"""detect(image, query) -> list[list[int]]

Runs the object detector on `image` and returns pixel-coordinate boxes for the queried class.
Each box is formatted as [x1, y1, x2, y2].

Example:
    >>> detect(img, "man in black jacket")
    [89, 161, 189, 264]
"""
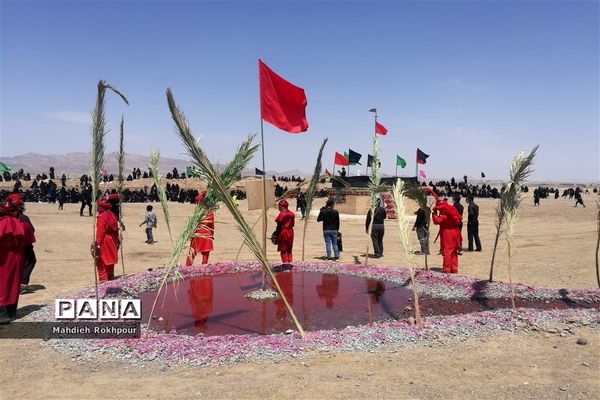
[317, 199, 340, 260]
[366, 199, 386, 258]
[466, 196, 482, 252]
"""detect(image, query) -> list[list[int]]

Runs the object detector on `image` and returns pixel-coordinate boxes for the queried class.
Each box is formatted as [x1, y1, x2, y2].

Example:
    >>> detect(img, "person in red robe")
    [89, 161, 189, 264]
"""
[93, 198, 119, 282]
[430, 191, 462, 274]
[186, 191, 214, 266]
[0, 194, 35, 323]
[274, 199, 295, 263]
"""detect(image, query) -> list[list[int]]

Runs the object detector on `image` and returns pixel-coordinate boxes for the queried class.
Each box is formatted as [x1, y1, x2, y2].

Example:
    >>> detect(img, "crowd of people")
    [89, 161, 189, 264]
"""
[1, 164, 597, 325]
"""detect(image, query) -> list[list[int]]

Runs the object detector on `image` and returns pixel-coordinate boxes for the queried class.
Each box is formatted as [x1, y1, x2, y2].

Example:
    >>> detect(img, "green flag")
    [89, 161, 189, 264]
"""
[344, 151, 359, 166]
[396, 155, 406, 168]
[0, 162, 11, 173]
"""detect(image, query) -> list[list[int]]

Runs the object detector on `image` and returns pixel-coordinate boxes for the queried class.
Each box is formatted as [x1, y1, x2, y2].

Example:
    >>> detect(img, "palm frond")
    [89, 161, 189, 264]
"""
[365, 134, 382, 264]
[391, 179, 422, 324]
[149, 150, 174, 246]
[596, 200, 600, 287]
[89, 80, 128, 299]
[164, 88, 304, 336]
[301, 138, 328, 261]
[116, 117, 126, 230]
[502, 146, 538, 306]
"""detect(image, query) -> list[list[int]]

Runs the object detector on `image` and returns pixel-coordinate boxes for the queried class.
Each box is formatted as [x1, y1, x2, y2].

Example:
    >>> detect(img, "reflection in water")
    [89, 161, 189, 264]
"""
[316, 274, 339, 309]
[187, 277, 214, 329]
[140, 270, 593, 337]
[274, 271, 293, 320]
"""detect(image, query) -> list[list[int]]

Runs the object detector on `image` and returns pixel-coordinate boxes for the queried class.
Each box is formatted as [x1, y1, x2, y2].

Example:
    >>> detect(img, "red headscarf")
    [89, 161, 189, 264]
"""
[97, 199, 112, 210]
[0, 193, 23, 215]
[278, 199, 289, 209]
[195, 191, 207, 204]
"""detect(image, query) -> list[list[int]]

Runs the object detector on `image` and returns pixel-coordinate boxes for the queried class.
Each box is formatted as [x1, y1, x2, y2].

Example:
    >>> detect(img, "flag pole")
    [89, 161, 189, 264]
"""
[395, 160, 398, 179]
[259, 119, 268, 290]
[415, 150, 419, 182]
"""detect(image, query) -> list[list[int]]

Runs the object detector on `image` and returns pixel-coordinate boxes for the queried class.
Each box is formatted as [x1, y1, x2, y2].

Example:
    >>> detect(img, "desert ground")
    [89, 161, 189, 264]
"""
[0, 188, 598, 399]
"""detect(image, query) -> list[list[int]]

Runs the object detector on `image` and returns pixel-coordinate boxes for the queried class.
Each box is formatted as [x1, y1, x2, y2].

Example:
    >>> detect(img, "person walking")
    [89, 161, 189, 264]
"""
[274, 199, 295, 263]
[466, 195, 482, 252]
[80, 183, 92, 216]
[296, 191, 307, 220]
[574, 190, 586, 207]
[139, 205, 157, 244]
[366, 199, 386, 258]
[317, 199, 340, 260]
[413, 207, 429, 254]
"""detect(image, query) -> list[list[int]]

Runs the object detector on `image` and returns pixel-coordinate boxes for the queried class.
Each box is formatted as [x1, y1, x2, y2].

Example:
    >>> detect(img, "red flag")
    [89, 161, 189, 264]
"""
[419, 170, 427, 179]
[325, 168, 331, 176]
[334, 152, 349, 166]
[375, 122, 388, 135]
[259, 59, 308, 133]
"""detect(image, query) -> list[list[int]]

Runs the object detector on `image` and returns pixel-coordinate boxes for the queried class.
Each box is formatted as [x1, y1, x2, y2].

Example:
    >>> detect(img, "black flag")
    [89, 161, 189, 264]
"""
[255, 168, 265, 176]
[481, 171, 486, 178]
[367, 154, 381, 168]
[348, 149, 362, 165]
[416, 148, 429, 164]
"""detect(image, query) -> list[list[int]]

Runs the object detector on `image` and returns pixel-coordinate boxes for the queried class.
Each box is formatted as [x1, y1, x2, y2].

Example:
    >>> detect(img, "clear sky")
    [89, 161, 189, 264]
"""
[1, 1, 598, 182]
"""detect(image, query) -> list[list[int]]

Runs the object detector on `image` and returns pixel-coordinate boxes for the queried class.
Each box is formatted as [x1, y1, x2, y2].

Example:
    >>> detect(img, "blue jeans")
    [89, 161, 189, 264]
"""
[323, 230, 339, 259]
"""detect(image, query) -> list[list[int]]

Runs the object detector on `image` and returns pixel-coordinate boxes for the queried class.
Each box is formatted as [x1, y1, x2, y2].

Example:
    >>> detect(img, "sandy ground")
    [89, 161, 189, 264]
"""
[1, 192, 599, 399]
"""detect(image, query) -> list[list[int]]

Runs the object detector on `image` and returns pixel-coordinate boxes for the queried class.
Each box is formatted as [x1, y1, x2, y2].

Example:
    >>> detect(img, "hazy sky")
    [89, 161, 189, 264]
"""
[1, 1, 598, 182]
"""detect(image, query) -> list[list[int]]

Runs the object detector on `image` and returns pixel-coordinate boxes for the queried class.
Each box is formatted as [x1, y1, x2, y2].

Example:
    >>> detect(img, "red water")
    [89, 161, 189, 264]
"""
[140, 271, 597, 337]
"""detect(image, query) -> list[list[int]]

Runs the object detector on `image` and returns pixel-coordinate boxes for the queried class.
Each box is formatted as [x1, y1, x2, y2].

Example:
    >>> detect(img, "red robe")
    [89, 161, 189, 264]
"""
[432, 202, 462, 273]
[0, 215, 34, 306]
[96, 209, 119, 281]
[190, 212, 215, 253]
[275, 209, 295, 253]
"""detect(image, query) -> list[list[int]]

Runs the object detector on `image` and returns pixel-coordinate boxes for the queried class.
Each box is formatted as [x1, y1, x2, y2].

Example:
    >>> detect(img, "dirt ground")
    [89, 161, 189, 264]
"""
[1, 190, 599, 399]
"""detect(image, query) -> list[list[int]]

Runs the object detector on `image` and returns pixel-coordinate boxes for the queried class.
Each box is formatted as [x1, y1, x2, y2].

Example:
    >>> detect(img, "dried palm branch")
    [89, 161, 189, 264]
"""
[392, 179, 423, 324]
[596, 200, 600, 288]
[499, 146, 538, 307]
[301, 138, 328, 261]
[165, 88, 304, 335]
[149, 150, 174, 247]
[117, 117, 126, 276]
[90, 80, 128, 300]
[364, 134, 390, 264]
[490, 146, 538, 282]
[403, 183, 433, 270]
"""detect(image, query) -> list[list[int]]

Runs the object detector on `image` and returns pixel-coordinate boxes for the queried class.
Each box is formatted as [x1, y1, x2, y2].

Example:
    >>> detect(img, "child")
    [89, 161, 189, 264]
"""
[139, 205, 157, 244]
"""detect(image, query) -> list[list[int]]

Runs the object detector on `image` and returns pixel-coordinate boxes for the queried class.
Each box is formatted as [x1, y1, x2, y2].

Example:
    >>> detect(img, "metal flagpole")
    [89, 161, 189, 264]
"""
[260, 119, 267, 253]
[415, 150, 419, 182]
[260, 119, 268, 289]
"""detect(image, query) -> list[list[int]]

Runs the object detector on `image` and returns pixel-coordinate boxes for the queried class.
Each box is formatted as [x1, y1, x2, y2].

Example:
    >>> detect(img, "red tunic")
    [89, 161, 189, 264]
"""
[0, 215, 34, 306]
[275, 209, 295, 252]
[432, 201, 462, 273]
[96, 209, 119, 265]
[190, 211, 215, 253]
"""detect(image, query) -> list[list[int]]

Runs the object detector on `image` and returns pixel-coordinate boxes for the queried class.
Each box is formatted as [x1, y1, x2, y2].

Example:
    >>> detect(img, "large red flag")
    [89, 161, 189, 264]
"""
[375, 122, 388, 135]
[334, 152, 349, 166]
[259, 59, 308, 133]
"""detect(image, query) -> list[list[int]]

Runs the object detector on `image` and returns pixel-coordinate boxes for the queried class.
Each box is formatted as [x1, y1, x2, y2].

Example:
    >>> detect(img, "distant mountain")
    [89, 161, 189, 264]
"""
[0, 152, 310, 178]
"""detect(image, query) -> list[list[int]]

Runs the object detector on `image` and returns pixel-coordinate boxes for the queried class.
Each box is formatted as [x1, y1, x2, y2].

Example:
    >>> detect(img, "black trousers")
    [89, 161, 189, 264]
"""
[21, 245, 37, 285]
[467, 223, 482, 251]
[80, 201, 92, 215]
[371, 224, 385, 256]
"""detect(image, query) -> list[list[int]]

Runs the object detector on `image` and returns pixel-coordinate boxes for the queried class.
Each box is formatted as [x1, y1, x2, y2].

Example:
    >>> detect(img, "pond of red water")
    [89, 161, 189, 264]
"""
[139, 270, 597, 336]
